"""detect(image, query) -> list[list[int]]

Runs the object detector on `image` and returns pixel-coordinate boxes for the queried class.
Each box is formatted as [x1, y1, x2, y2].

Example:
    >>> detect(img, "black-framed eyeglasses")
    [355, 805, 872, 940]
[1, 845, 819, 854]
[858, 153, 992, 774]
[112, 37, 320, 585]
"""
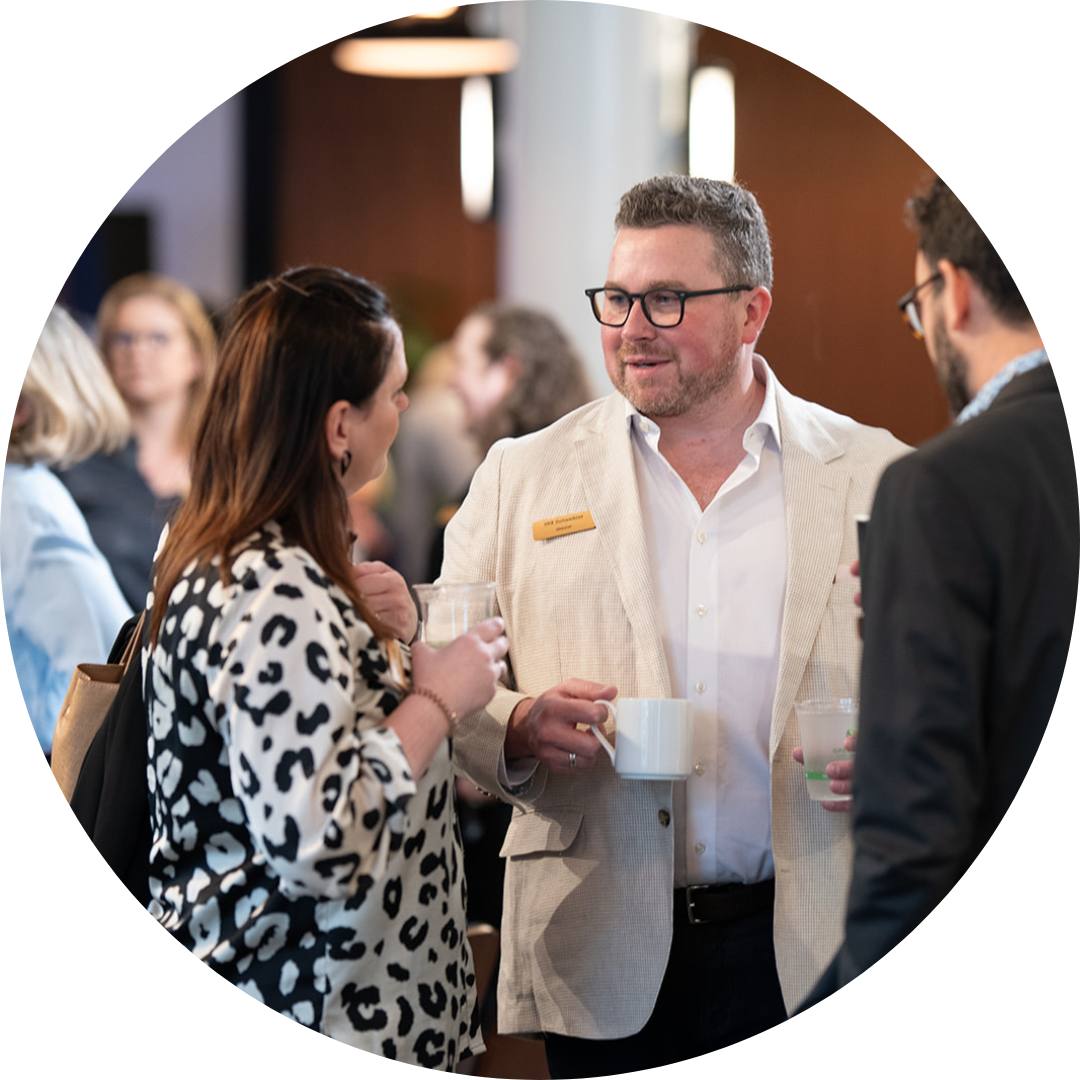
[896, 273, 943, 340]
[585, 285, 752, 328]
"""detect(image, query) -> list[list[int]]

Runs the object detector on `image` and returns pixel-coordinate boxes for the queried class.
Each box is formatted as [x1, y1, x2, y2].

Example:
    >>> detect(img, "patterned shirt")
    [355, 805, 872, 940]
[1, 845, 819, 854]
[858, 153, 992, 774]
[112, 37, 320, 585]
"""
[956, 348, 1049, 425]
[144, 523, 481, 1066]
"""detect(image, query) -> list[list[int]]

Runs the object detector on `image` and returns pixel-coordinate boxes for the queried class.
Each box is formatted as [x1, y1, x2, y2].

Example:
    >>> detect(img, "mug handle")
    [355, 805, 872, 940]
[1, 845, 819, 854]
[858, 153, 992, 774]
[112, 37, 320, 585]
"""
[590, 699, 617, 765]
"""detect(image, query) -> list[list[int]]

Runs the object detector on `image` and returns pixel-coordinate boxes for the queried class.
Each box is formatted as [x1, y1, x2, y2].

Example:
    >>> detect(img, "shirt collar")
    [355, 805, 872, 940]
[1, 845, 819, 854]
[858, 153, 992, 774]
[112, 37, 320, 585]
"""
[955, 348, 1049, 425]
[623, 353, 782, 456]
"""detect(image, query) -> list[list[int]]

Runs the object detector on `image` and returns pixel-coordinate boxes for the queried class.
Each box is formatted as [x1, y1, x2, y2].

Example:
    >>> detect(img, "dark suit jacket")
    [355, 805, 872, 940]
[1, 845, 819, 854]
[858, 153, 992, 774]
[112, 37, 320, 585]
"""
[801, 363, 1078, 1007]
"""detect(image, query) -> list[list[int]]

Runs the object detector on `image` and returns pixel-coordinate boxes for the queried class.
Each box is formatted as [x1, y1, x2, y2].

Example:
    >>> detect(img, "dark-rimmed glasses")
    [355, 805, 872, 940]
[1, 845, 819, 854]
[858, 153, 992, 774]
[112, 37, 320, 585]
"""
[585, 285, 752, 328]
[897, 273, 943, 340]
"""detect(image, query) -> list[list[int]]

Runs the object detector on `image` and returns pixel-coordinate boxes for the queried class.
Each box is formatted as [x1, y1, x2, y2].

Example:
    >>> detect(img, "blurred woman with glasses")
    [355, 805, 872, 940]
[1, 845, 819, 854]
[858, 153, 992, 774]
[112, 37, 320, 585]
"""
[57, 272, 217, 609]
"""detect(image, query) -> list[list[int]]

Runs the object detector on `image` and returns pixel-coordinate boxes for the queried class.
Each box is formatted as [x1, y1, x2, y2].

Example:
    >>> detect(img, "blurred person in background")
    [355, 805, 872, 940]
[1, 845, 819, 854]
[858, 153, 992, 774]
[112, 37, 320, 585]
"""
[2, 305, 132, 756]
[58, 272, 217, 609]
[385, 341, 480, 587]
[427, 302, 594, 582]
[143, 266, 508, 1066]
[431, 303, 594, 934]
[1, 304, 131, 1080]
[450, 302, 595, 459]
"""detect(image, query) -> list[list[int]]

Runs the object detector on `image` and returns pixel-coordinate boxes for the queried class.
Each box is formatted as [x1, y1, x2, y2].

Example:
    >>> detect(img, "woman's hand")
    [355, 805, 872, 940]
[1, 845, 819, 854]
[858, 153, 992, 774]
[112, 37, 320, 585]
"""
[353, 561, 419, 642]
[384, 618, 508, 778]
[410, 617, 509, 720]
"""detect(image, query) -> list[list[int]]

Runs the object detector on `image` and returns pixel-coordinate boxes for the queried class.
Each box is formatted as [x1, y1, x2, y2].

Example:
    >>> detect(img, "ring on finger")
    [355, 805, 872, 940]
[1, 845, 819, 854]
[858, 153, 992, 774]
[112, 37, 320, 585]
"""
[569, 751, 577, 769]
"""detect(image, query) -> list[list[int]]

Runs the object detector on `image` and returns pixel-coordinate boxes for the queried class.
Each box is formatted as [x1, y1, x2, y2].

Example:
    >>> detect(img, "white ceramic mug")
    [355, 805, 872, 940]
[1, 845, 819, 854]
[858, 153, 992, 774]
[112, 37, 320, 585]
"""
[590, 698, 694, 780]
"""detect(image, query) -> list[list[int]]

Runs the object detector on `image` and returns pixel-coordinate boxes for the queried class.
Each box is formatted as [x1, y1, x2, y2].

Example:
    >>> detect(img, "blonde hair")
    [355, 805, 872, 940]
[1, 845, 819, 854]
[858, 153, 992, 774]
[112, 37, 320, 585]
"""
[9, 305, 130, 468]
[97, 272, 218, 450]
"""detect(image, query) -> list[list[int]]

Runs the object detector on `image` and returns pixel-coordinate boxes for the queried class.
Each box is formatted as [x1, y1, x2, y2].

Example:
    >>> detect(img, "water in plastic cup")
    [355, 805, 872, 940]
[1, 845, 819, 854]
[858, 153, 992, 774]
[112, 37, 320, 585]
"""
[795, 699, 858, 801]
[413, 582, 496, 646]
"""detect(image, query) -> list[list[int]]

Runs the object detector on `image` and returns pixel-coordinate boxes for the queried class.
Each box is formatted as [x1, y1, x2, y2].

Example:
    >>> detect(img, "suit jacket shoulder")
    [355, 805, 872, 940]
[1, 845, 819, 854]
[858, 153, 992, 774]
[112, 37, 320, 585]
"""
[871, 365, 1075, 544]
[774, 378, 910, 464]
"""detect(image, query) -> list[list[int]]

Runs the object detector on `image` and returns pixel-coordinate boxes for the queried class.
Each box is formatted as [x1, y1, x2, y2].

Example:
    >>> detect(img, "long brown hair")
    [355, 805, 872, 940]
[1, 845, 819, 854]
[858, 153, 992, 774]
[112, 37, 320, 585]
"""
[470, 302, 594, 452]
[149, 266, 396, 647]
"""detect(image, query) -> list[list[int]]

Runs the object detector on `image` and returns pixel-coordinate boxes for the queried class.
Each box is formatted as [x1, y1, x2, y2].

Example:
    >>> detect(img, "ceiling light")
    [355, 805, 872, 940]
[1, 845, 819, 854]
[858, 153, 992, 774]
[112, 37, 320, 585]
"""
[332, 11, 519, 79]
[689, 66, 736, 182]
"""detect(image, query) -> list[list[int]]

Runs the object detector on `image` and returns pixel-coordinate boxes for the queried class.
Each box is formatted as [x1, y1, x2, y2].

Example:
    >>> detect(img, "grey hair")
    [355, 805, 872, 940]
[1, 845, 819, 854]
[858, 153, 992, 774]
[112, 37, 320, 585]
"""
[615, 174, 773, 289]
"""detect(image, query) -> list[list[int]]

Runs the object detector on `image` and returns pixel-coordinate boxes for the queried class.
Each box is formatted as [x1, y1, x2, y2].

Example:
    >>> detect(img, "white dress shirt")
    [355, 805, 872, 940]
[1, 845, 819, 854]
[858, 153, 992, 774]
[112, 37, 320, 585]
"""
[628, 356, 787, 886]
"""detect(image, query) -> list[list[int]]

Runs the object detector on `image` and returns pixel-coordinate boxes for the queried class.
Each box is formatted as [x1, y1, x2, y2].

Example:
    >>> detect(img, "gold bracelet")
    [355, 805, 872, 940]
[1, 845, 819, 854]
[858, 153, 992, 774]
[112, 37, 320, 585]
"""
[411, 686, 458, 731]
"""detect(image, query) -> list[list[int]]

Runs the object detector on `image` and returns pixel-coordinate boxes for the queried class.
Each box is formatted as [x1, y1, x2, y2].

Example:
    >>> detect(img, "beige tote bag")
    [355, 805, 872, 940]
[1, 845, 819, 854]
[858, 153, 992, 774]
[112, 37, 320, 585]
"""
[48, 613, 143, 1075]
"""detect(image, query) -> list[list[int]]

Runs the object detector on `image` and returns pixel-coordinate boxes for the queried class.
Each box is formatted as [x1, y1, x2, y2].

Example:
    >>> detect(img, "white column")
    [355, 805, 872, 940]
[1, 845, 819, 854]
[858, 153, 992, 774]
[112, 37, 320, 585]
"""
[493, 2, 694, 393]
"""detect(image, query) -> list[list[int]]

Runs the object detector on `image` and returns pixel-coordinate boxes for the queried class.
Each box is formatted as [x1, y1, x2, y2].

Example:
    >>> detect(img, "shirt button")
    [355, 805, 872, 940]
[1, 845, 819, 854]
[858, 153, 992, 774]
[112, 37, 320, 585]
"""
[693, 762, 706, 776]
[696, 604, 707, 617]
[694, 681, 706, 694]
[658, 809, 671, 827]
[694, 842, 706, 855]
[696, 532, 707, 544]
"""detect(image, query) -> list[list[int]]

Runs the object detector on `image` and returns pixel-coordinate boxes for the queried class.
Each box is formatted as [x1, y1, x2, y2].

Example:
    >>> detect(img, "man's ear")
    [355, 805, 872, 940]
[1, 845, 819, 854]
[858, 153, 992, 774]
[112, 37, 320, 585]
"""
[740, 286, 773, 344]
[324, 399, 352, 463]
[937, 258, 972, 333]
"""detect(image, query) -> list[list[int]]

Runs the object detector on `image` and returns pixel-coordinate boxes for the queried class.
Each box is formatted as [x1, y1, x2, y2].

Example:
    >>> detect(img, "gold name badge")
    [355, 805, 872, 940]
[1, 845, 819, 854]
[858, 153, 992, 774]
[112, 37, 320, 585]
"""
[532, 510, 596, 541]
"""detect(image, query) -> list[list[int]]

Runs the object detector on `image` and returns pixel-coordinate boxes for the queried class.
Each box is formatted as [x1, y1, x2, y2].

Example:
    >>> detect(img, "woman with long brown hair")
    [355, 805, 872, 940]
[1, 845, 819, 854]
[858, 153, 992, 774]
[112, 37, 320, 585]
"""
[143, 266, 507, 1067]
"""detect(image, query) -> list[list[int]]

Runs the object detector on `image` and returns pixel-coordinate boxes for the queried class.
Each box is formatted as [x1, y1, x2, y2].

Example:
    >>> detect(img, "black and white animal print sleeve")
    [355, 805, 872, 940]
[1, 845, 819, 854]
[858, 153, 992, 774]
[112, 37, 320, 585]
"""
[150, 542, 417, 902]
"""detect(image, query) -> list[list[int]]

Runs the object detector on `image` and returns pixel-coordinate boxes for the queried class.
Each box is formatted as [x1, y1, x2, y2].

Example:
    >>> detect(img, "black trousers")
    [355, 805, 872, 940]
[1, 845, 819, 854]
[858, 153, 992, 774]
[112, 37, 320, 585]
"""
[544, 901, 787, 1078]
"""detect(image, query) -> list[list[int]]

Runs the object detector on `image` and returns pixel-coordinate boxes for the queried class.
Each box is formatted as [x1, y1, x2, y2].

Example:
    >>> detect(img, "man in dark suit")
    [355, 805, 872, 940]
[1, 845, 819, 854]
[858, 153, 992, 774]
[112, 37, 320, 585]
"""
[800, 176, 1079, 1007]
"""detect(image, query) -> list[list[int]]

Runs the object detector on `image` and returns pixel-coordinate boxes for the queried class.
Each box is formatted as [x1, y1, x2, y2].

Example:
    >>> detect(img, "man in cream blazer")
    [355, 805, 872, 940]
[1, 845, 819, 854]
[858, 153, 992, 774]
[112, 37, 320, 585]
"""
[442, 176, 908, 1076]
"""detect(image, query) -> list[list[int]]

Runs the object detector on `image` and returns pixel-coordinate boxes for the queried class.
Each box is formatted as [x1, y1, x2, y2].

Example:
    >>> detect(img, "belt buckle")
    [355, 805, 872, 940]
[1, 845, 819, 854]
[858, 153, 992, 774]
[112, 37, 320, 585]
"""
[685, 884, 709, 924]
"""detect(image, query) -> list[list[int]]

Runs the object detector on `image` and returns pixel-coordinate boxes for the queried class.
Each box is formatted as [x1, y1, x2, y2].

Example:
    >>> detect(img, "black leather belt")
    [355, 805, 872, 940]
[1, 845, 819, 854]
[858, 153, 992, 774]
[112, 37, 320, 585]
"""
[675, 879, 775, 924]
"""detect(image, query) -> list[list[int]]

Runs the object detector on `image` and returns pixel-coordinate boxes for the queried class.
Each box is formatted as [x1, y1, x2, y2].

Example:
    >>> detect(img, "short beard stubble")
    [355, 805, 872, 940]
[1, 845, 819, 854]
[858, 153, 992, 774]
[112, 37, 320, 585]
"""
[930, 318, 972, 418]
[611, 327, 742, 420]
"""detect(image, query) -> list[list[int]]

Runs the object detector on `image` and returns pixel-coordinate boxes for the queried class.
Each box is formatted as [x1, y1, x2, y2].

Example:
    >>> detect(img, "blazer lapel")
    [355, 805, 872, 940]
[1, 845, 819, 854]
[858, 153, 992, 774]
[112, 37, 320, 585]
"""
[770, 393, 850, 760]
[574, 396, 672, 698]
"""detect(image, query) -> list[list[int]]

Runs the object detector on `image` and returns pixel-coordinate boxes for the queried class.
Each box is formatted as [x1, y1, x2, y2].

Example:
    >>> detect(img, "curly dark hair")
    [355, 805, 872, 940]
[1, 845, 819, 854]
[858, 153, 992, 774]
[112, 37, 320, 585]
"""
[470, 303, 594, 450]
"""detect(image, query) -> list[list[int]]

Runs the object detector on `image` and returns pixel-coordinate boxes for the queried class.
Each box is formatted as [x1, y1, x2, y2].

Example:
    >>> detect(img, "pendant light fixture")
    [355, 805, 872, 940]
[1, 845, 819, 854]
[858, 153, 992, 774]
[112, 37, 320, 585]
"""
[332, 8, 519, 79]
[332, 9, 514, 222]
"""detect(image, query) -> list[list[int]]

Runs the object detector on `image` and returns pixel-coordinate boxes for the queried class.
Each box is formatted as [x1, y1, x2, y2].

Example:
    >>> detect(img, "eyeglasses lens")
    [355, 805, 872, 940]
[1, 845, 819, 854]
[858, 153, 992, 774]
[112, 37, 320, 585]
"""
[595, 290, 630, 326]
[594, 289, 683, 328]
[905, 301, 924, 340]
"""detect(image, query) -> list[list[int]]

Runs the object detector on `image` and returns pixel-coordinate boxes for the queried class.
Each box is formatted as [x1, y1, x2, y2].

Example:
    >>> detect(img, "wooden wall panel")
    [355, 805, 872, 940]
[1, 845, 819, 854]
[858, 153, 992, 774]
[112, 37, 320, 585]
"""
[275, 42, 498, 354]
[698, 30, 951, 445]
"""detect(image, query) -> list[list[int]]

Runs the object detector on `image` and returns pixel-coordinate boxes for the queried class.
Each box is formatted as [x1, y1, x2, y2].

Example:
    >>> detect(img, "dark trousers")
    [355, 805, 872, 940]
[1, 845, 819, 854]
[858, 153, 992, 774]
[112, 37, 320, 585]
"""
[544, 901, 787, 1078]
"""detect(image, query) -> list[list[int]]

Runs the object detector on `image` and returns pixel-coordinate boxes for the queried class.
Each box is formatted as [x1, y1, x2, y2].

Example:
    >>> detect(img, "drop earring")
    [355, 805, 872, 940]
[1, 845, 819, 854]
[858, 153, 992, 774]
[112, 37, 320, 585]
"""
[340, 450, 352, 477]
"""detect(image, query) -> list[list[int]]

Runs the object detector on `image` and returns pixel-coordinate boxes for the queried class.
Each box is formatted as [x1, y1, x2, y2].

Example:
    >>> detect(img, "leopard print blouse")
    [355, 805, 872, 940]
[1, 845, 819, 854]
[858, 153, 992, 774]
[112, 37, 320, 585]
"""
[144, 523, 482, 1067]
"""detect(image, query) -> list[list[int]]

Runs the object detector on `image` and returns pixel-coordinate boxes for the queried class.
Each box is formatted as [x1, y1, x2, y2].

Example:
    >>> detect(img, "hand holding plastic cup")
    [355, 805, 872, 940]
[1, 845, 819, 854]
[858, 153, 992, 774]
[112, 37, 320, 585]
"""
[795, 698, 858, 801]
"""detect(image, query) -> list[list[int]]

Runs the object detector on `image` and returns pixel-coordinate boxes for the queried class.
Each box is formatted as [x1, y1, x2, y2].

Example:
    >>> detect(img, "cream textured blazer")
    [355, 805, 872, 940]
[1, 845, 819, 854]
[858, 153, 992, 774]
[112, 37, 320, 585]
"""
[442, 375, 909, 1039]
